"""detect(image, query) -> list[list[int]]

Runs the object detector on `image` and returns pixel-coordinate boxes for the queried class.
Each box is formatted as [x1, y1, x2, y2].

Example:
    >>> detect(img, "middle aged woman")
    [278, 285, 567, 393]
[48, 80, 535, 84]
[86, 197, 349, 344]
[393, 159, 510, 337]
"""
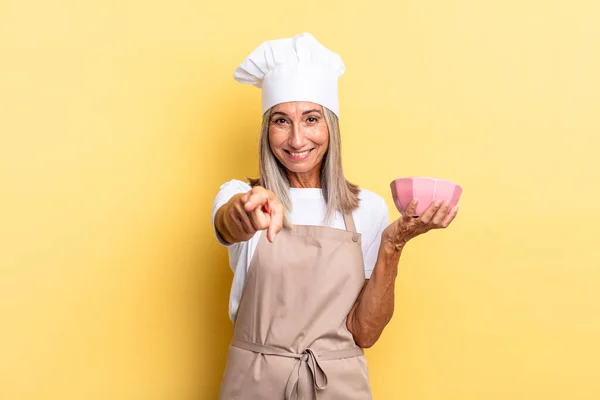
[212, 32, 459, 399]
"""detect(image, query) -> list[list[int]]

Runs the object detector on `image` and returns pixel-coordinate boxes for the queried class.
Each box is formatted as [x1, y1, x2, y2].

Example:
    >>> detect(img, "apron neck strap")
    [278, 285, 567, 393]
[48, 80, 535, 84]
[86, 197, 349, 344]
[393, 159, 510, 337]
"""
[342, 212, 357, 233]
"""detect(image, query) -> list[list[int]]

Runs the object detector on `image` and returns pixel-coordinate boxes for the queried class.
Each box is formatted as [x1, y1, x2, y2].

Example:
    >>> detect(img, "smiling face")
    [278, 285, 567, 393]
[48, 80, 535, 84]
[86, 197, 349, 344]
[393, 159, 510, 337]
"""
[268, 102, 330, 188]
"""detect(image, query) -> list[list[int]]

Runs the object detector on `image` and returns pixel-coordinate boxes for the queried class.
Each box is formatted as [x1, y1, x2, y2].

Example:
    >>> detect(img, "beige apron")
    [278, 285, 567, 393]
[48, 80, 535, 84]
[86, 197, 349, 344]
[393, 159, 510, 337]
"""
[219, 212, 373, 399]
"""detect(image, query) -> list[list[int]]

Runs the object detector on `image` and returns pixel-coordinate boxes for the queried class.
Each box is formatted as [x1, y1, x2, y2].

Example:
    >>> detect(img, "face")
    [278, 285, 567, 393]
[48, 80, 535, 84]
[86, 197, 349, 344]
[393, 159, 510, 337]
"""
[268, 102, 329, 180]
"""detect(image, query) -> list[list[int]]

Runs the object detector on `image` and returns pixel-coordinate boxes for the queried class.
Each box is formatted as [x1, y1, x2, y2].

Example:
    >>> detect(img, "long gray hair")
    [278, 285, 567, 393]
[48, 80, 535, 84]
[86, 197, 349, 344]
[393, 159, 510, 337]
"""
[248, 105, 360, 228]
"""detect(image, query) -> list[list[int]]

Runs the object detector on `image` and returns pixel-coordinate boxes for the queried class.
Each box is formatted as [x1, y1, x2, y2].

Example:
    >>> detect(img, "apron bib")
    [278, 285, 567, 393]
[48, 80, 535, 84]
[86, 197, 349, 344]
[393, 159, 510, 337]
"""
[219, 213, 372, 399]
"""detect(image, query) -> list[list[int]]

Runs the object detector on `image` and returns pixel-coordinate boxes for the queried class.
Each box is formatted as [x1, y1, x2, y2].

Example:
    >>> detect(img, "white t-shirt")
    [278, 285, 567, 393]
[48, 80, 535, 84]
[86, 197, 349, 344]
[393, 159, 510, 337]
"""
[211, 179, 390, 322]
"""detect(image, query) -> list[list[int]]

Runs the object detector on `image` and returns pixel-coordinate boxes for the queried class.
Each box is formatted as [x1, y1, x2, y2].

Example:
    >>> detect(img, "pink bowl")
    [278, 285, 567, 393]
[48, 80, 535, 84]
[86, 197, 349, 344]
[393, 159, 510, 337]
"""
[390, 177, 462, 217]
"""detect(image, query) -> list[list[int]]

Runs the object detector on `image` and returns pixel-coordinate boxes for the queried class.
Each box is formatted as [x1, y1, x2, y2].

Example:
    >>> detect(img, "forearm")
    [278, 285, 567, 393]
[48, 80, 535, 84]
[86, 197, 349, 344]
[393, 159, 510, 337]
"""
[347, 242, 403, 348]
[215, 194, 253, 244]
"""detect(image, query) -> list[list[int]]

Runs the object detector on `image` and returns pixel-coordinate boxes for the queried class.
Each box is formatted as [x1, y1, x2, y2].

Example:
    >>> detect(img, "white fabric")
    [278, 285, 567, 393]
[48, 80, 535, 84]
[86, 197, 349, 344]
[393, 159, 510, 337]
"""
[234, 32, 345, 116]
[211, 179, 390, 322]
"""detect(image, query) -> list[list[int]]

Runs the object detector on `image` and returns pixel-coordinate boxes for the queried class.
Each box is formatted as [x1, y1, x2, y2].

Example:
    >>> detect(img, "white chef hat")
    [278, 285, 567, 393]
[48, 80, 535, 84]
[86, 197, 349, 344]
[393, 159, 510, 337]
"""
[234, 32, 345, 117]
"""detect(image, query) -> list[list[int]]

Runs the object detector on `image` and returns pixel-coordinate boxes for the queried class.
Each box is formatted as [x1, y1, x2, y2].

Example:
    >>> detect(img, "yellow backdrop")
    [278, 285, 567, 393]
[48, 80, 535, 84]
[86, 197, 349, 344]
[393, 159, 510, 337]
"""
[2, 0, 599, 399]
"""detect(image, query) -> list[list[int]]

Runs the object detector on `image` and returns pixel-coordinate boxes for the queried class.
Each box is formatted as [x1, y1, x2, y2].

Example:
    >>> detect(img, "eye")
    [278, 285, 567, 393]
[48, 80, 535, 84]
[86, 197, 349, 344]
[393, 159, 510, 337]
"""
[307, 116, 319, 123]
[272, 118, 287, 124]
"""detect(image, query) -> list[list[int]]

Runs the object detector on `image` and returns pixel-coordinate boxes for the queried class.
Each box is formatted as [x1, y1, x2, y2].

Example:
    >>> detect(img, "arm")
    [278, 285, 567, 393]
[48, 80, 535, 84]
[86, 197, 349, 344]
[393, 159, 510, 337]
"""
[346, 243, 402, 348]
[347, 198, 459, 348]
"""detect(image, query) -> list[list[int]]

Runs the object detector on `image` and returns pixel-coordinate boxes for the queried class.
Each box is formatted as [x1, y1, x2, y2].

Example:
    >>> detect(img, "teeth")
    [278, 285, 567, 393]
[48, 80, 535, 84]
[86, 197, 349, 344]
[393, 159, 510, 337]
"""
[291, 150, 310, 157]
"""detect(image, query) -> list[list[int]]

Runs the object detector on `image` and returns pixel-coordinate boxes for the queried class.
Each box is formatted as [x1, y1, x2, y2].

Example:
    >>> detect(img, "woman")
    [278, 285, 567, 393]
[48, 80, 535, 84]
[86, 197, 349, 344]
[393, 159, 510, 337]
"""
[212, 33, 458, 399]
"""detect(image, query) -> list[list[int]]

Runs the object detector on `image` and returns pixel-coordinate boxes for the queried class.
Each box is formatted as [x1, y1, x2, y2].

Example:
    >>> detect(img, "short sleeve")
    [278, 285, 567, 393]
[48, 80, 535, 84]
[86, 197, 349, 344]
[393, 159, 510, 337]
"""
[211, 179, 252, 246]
[363, 196, 390, 279]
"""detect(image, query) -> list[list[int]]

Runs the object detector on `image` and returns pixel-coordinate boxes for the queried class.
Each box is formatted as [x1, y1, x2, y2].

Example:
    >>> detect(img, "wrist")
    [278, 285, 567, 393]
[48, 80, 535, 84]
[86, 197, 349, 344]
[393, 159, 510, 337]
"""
[380, 239, 405, 259]
[374, 242, 401, 278]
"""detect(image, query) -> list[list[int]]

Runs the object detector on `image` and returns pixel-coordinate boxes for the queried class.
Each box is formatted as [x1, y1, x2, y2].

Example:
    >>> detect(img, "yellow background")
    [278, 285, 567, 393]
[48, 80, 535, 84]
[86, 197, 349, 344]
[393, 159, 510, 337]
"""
[2, 0, 599, 399]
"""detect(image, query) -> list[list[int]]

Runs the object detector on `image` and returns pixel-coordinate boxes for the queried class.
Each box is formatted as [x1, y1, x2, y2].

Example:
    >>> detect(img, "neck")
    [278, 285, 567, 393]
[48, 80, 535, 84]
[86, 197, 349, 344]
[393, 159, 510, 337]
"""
[287, 167, 321, 188]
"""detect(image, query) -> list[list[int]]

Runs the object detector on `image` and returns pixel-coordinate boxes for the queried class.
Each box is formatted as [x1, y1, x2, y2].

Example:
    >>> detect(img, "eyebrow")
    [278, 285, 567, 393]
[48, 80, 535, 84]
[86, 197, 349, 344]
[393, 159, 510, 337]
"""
[271, 109, 323, 117]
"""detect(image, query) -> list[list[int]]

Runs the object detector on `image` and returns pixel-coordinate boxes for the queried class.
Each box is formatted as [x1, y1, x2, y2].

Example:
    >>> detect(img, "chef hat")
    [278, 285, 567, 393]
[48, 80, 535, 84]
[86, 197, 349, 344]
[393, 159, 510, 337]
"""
[234, 32, 345, 117]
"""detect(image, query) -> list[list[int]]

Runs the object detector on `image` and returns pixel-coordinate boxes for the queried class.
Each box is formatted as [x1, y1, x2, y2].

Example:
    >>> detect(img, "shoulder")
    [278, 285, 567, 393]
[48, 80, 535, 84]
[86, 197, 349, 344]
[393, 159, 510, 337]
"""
[212, 179, 252, 219]
[352, 187, 390, 241]
[357, 187, 387, 212]
[218, 179, 252, 194]
[354, 187, 389, 225]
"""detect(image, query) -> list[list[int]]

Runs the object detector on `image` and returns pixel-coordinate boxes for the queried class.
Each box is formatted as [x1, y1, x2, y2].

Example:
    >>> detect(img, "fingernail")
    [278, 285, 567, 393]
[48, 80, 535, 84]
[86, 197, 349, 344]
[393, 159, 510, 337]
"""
[434, 200, 442, 206]
[452, 205, 458, 212]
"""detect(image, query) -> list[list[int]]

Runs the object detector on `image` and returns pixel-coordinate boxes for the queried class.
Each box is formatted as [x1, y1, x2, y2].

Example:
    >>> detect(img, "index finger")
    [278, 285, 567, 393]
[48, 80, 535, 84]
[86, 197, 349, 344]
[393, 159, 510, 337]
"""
[267, 200, 284, 242]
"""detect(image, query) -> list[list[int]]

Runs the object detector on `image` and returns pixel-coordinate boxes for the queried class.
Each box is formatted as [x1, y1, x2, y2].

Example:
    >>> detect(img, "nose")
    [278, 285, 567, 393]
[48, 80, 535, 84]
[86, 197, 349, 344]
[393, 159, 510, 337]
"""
[289, 123, 306, 149]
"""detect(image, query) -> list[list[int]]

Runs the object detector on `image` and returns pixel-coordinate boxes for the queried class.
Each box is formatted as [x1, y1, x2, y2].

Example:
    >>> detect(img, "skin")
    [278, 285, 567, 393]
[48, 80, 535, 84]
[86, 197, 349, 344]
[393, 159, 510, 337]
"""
[214, 101, 459, 348]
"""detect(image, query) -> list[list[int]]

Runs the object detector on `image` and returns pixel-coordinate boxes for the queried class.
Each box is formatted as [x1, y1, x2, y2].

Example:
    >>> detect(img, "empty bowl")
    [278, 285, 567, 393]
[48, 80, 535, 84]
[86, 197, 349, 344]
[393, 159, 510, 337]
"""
[390, 177, 462, 217]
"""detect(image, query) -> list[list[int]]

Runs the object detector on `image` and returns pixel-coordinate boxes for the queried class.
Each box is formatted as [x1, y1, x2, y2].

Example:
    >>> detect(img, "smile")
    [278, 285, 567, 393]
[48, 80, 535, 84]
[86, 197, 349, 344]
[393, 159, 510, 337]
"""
[285, 149, 313, 160]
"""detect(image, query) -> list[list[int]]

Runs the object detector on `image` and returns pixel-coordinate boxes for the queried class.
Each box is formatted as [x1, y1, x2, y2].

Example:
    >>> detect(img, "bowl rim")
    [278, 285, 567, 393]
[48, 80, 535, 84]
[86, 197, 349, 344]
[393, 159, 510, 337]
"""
[390, 176, 460, 186]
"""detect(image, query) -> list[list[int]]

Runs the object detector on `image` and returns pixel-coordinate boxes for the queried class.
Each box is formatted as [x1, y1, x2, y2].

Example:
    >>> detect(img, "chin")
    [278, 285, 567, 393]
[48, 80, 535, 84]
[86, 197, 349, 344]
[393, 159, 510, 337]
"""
[284, 164, 314, 173]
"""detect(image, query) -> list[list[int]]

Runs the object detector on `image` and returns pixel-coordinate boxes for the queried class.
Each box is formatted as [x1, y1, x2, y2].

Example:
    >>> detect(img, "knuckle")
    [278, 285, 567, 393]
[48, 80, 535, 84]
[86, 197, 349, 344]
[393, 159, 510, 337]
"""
[228, 207, 237, 219]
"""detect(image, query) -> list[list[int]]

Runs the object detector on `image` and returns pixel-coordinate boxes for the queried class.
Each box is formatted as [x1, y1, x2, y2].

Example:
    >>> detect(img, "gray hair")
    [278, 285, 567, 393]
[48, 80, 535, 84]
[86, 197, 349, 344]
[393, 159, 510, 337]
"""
[248, 106, 360, 228]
